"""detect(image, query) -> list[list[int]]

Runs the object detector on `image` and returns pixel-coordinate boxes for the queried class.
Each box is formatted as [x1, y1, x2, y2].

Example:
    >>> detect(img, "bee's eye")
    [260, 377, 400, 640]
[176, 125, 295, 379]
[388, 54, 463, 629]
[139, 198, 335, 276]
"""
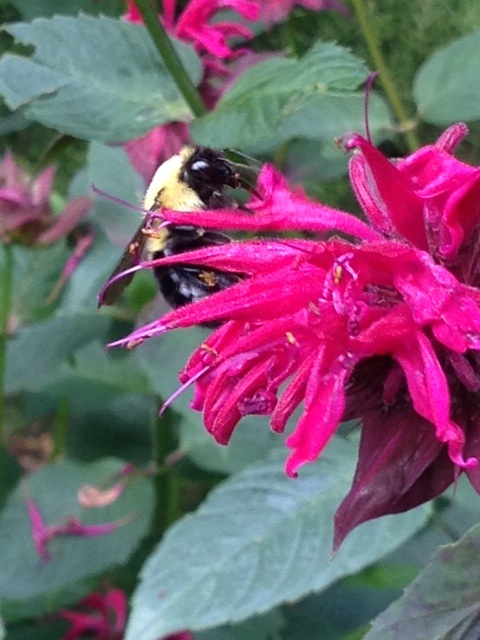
[190, 160, 210, 172]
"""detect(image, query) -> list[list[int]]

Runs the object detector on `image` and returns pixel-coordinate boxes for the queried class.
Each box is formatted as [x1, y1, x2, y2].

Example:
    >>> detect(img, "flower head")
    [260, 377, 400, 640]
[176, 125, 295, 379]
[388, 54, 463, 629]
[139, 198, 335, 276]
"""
[60, 588, 127, 640]
[0, 151, 91, 247]
[258, 0, 350, 27]
[110, 123, 480, 544]
[24, 482, 131, 561]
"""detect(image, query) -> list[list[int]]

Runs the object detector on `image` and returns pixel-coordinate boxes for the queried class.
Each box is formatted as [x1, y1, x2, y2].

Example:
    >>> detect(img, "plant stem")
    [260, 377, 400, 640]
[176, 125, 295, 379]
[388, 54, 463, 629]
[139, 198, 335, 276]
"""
[0, 244, 13, 506]
[351, 0, 420, 153]
[152, 404, 182, 536]
[134, 0, 206, 118]
[52, 396, 69, 460]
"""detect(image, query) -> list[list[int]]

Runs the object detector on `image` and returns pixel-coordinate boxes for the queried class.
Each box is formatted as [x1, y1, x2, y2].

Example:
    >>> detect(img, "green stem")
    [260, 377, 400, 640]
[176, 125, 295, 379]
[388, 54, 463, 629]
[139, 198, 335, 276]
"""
[351, 0, 420, 152]
[52, 396, 69, 460]
[0, 244, 13, 506]
[152, 404, 182, 537]
[134, 0, 206, 118]
[286, 12, 300, 58]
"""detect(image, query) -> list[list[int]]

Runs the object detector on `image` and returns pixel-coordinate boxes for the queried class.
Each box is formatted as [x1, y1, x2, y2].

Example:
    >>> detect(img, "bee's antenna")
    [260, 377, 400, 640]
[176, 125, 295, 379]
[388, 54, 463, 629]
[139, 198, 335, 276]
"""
[91, 184, 150, 217]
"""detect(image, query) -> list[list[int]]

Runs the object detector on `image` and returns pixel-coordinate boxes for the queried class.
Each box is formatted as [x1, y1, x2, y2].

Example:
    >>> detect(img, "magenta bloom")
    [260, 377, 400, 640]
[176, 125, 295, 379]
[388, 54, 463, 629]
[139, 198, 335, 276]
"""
[0, 151, 91, 246]
[258, 0, 350, 26]
[24, 484, 130, 561]
[110, 123, 480, 544]
[60, 588, 127, 640]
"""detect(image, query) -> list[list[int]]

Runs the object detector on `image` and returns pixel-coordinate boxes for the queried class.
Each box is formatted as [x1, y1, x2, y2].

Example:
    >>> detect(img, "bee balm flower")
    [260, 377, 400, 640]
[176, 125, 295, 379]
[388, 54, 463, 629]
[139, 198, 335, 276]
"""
[110, 123, 480, 544]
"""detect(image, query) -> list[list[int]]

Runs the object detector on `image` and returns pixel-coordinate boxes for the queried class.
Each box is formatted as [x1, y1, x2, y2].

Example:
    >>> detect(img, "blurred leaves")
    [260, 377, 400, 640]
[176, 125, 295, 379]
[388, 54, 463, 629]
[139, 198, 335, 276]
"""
[364, 520, 480, 640]
[11, 0, 124, 19]
[126, 438, 430, 640]
[191, 42, 393, 150]
[0, 458, 153, 601]
[6, 314, 109, 393]
[0, 15, 202, 142]
[414, 29, 480, 125]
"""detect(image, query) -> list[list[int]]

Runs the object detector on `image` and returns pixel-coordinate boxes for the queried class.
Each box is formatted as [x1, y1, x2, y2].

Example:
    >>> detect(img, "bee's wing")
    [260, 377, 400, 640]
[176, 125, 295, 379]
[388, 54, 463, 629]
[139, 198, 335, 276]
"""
[98, 220, 149, 307]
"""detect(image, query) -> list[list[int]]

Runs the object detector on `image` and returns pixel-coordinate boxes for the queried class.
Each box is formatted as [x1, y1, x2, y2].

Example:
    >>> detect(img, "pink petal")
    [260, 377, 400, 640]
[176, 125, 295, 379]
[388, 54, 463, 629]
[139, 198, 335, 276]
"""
[36, 196, 92, 244]
[285, 351, 352, 476]
[349, 136, 428, 248]
[395, 331, 476, 468]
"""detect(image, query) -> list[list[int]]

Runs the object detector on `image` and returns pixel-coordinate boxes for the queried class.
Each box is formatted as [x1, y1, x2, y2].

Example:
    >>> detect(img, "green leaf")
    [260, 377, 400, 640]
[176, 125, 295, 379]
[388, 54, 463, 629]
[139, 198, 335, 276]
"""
[61, 142, 144, 313]
[364, 519, 480, 640]
[0, 108, 29, 135]
[1, 581, 91, 623]
[179, 414, 283, 475]
[3, 620, 68, 640]
[191, 43, 392, 149]
[0, 15, 202, 142]
[0, 459, 153, 601]
[196, 610, 285, 640]
[66, 394, 154, 465]
[5, 314, 109, 393]
[413, 30, 480, 124]
[11, 0, 124, 19]
[281, 582, 401, 640]
[126, 438, 430, 640]
[50, 341, 150, 400]
[87, 142, 145, 247]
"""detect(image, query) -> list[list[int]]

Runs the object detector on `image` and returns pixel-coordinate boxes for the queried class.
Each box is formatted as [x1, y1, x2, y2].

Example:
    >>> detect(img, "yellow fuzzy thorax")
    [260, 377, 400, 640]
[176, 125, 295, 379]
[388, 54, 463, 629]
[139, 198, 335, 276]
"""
[143, 147, 204, 253]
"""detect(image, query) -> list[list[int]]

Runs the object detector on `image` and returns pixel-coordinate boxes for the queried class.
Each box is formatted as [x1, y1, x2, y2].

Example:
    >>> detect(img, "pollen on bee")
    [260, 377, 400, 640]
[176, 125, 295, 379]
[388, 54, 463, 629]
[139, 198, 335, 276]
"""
[128, 241, 139, 255]
[199, 271, 218, 287]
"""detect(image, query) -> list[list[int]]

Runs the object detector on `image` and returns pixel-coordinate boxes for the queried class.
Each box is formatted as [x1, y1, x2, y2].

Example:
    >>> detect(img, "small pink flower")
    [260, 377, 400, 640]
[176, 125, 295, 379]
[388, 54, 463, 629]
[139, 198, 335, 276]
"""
[258, 0, 350, 27]
[0, 151, 91, 246]
[109, 123, 480, 544]
[24, 482, 131, 561]
[0, 151, 93, 300]
[60, 588, 127, 640]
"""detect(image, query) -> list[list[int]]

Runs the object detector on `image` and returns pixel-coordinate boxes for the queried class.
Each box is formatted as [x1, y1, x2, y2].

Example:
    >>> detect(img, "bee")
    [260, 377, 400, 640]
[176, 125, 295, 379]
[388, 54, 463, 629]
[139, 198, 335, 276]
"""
[98, 146, 256, 309]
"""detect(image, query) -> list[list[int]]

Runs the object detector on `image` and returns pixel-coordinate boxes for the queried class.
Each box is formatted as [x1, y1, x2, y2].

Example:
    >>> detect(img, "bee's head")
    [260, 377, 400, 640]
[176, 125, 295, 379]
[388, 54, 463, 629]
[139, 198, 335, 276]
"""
[184, 147, 240, 190]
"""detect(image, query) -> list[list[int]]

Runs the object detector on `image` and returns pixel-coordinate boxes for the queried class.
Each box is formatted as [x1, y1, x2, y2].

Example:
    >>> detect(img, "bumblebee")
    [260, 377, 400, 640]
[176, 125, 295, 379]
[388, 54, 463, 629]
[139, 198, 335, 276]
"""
[99, 146, 254, 309]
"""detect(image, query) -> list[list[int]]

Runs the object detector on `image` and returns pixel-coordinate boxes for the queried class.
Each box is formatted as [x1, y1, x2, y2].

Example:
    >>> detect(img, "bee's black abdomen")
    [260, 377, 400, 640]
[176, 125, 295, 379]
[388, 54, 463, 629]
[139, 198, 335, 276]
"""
[152, 225, 241, 314]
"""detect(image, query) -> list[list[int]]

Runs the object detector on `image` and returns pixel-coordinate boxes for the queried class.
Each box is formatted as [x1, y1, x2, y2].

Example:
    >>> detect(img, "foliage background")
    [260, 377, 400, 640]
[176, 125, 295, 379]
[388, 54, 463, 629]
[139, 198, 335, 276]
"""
[1, 0, 480, 638]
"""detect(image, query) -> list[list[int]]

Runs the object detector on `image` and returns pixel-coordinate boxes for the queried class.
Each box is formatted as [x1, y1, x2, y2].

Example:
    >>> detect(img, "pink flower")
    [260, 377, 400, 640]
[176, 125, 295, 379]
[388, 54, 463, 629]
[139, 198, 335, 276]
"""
[258, 0, 350, 27]
[123, 121, 189, 185]
[125, 0, 259, 59]
[0, 151, 92, 300]
[60, 588, 127, 640]
[0, 151, 91, 246]
[110, 123, 480, 544]
[24, 482, 131, 561]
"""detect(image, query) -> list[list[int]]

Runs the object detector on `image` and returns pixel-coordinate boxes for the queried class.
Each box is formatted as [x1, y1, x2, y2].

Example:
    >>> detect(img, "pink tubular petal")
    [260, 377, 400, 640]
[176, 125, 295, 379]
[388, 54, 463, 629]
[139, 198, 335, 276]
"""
[23, 484, 50, 560]
[285, 352, 351, 477]
[349, 136, 428, 248]
[435, 122, 469, 152]
[271, 351, 317, 433]
[207, 356, 276, 443]
[395, 331, 476, 468]
[36, 196, 92, 244]
[162, 164, 383, 241]
[160, 365, 211, 416]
